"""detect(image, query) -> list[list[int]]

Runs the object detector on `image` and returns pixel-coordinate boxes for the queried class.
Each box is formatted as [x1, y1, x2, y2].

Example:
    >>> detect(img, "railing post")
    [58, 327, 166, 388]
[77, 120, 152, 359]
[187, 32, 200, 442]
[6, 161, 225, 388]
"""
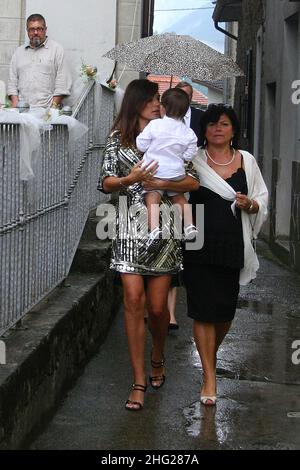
[0, 82, 114, 336]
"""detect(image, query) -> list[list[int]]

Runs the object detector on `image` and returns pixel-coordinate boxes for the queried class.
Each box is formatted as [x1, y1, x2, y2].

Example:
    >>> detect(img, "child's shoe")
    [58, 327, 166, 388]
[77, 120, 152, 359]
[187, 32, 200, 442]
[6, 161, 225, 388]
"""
[184, 224, 198, 241]
[146, 227, 163, 251]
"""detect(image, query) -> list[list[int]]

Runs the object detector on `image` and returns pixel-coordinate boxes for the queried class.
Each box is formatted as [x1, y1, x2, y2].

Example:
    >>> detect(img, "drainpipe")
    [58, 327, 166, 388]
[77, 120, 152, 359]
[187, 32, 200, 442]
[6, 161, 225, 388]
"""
[214, 21, 238, 40]
[142, 0, 155, 38]
[140, 0, 154, 79]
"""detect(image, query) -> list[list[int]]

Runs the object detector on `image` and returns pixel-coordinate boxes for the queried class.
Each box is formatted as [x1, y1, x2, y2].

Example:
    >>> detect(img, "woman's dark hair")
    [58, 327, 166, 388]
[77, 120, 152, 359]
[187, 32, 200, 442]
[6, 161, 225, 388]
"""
[199, 104, 240, 148]
[113, 79, 159, 147]
[161, 88, 189, 119]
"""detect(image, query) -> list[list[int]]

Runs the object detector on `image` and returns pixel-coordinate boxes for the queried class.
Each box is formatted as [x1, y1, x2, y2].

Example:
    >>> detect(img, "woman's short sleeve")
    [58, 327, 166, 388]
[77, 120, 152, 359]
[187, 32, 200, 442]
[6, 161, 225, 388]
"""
[97, 131, 120, 193]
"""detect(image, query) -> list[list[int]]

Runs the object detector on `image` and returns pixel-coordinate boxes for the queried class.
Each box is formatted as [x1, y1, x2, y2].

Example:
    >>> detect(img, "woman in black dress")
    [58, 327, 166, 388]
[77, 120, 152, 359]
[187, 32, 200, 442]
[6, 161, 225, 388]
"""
[183, 105, 268, 406]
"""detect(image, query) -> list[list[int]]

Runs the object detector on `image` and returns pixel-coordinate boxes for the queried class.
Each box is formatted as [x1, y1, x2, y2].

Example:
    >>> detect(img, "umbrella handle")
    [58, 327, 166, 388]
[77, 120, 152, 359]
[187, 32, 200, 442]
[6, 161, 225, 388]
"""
[169, 75, 173, 88]
[106, 62, 117, 84]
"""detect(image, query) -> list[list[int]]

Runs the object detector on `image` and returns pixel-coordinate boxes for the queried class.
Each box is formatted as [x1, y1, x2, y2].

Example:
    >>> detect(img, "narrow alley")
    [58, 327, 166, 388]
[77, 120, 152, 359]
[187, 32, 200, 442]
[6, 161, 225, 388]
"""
[30, 241, 300, 451]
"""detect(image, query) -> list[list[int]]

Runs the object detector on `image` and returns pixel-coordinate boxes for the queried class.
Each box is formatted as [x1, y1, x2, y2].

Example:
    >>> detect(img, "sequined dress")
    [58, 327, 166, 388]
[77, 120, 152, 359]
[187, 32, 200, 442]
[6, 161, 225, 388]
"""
[98, 130, 189, 275]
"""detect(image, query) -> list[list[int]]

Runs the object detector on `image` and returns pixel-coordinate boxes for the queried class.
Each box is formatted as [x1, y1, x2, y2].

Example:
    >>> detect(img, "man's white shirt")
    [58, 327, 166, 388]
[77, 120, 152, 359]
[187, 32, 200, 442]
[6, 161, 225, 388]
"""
[184, 106, 192, 128]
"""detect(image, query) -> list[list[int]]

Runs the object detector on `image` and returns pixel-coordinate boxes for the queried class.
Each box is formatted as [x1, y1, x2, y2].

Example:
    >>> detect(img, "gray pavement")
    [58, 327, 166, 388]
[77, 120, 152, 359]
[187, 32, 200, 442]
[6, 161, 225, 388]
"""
[31, 241, 300, 450]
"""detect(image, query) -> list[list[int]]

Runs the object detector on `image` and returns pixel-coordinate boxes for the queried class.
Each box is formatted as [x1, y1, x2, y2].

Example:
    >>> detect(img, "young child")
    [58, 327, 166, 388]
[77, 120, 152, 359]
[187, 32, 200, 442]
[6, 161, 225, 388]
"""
[136, 87, 198, 248]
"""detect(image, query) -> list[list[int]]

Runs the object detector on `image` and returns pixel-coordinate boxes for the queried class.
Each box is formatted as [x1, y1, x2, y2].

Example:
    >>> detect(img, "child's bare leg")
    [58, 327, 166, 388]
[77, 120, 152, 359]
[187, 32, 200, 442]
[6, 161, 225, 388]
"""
[170, 194, 193, 228]
[145, 191, 162, 232]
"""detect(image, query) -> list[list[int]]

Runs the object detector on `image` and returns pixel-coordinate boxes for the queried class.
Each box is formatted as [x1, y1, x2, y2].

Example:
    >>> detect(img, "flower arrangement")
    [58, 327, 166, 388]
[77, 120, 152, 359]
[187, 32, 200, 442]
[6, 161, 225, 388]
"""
[0, 95, 12, 109]
[80, 62, 98, 81]
[107, 78, 118, 89]
[44, 109, 52, 121]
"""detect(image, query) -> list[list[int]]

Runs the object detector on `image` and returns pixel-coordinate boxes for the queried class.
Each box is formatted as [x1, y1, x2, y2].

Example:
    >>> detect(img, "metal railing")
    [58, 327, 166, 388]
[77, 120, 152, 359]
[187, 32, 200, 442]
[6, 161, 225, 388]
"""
[0, 81, 114, 336]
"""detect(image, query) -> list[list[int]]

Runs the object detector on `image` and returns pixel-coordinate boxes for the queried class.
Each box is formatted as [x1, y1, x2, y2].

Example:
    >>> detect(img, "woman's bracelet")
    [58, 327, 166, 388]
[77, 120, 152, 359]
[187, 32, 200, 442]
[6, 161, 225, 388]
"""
[119, 178, 128, 189]
[248, 199, 254, 213]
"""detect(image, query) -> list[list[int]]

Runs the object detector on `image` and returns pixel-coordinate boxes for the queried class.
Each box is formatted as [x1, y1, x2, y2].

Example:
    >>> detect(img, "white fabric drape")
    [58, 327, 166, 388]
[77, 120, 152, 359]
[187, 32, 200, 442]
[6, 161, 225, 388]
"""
[0, 110, 42, 180]
[0, 109, 88, 180]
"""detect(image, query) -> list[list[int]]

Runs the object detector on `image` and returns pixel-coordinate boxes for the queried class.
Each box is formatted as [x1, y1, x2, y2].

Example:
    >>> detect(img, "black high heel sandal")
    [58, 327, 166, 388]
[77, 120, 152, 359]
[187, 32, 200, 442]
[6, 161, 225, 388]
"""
[125, 383, 147, 411]
[149, 355, 166, 389]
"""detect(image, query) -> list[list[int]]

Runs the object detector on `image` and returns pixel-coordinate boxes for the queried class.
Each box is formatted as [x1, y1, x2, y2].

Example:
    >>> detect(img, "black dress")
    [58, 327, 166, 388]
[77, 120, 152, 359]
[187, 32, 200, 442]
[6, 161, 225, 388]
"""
[98, 131, 183, 275]
[183, 165, 248, 323]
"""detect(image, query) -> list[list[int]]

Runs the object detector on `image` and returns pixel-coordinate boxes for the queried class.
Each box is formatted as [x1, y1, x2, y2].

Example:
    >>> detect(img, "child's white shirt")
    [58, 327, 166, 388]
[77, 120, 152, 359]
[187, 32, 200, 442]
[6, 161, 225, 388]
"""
[136, 115, 198, 179]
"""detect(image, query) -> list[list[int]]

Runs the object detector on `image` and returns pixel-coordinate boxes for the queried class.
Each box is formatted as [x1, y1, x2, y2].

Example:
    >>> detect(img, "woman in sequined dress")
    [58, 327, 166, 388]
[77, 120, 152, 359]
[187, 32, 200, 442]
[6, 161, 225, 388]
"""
[98, 79, 199, 411]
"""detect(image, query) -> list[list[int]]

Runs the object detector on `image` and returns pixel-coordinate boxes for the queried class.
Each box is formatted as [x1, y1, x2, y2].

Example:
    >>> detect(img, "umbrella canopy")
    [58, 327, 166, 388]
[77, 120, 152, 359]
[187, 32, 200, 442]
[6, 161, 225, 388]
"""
[103, 33, 244, 82]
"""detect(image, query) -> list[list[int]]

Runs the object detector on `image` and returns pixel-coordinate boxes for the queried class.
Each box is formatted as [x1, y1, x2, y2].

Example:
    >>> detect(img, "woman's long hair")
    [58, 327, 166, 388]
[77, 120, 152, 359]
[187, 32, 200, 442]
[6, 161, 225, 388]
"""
[199, 104, 241, 149]
[112, 79, 159, 147]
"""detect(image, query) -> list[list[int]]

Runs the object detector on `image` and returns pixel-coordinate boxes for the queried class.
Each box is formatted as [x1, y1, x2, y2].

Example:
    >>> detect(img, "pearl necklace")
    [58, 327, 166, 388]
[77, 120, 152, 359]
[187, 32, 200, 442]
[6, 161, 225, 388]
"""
[205, 148, 236, 166]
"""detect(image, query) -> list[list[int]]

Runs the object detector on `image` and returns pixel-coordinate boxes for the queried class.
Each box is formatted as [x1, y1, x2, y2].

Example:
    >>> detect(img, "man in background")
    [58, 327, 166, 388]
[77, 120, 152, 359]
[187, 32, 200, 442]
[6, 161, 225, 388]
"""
[167, 81, 204, 331]
[8, 13, 72, 109]
[175, 81, 204, 147]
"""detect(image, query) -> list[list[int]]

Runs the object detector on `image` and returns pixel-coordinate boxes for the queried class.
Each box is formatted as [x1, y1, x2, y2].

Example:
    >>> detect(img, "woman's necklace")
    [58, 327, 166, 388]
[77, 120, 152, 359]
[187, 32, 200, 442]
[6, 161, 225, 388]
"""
[205, 147, 236, 166]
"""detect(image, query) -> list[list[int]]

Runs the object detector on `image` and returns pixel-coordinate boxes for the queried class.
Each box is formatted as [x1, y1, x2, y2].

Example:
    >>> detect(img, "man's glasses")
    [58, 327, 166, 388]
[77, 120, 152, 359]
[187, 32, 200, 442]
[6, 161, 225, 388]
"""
[27, 27, 45, 33]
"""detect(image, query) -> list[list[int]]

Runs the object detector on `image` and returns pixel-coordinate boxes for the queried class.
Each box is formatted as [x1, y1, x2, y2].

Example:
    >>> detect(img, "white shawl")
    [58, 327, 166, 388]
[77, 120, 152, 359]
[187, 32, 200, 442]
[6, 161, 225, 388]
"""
[193, 149, 269, 285]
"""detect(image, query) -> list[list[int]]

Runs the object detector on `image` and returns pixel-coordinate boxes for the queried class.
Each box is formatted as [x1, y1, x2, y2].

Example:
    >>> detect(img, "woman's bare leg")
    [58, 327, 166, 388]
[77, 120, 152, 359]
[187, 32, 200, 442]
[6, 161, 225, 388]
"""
[146, 275, 172, 386]
[193, 321, 217, 397]
[215, 321, 231, 355]
[121, 273, 147, 409]
[194, 320, 232, 396]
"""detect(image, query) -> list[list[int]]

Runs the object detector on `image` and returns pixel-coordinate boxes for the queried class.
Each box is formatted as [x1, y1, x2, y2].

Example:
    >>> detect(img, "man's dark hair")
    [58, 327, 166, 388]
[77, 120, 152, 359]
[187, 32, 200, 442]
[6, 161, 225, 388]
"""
[199, 104, 240, 148]
[175, 81, 193, 93]
[161, 88, 189, 119]
[26, 14, 46, 27]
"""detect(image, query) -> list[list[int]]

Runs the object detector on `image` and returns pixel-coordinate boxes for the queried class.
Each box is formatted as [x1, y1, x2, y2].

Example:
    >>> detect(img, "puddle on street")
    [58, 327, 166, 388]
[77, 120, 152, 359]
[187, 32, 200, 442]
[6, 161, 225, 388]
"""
[183, 401, 219, 440]
[237, 299, 300, 318]
[287, 412, 300, 418]
[183, 401, 231, 444]
[183, 398, 249, 444]
[188, 297, 300, 385]
[237, 299, 274, 315]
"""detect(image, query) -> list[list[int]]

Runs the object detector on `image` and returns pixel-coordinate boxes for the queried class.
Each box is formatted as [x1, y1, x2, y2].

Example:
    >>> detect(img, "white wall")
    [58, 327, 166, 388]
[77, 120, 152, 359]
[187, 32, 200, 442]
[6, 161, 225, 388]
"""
[0, 0, 25, 84]
[208, 88, 223, 104]
[116, 0, 142, 88]
[26, 0, 117, 85]
[0, 0, 143, 97]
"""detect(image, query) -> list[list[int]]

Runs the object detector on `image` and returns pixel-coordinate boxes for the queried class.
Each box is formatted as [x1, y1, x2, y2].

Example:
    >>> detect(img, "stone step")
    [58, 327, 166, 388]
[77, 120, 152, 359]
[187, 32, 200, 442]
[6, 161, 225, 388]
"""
[81, 206, 116, 242]
[70, 240, 112, 273]
[0, 271, 122, 450]
[0, 204, 122, 449]
[80, 213, 102, 241]
[71, 206, 115, 273]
